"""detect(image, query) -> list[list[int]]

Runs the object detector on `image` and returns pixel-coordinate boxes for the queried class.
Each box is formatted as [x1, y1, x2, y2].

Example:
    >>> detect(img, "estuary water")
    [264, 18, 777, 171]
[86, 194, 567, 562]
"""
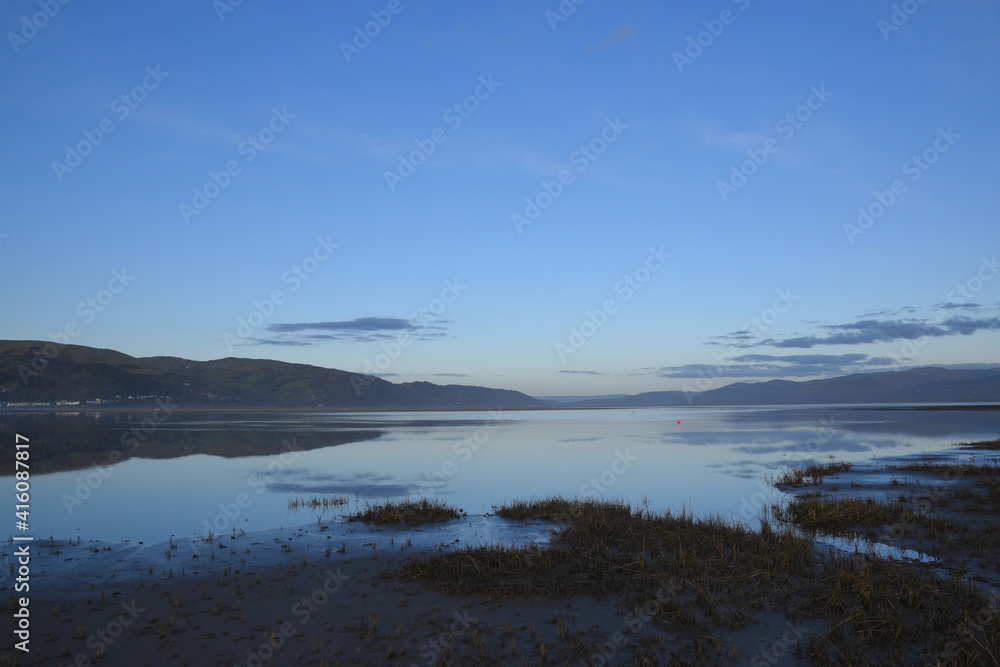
[1, 405, 998, 545]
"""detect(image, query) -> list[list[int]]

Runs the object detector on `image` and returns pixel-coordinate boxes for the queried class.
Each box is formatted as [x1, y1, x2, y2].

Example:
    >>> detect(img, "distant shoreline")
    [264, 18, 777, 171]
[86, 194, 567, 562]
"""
[2, 402, 999, 413]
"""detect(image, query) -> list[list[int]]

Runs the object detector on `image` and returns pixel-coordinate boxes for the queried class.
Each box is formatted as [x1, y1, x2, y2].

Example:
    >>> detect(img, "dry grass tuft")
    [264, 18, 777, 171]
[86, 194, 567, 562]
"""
[772, 461, 852, 487]
[287, 495, 350, 511]
[958, 438, 1000, 451]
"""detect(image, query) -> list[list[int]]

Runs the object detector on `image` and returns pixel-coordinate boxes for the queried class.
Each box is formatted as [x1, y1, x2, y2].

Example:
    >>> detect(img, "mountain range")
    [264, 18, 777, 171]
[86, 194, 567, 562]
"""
[1, 341, 998, 409]
[564, 366, 1000, 407]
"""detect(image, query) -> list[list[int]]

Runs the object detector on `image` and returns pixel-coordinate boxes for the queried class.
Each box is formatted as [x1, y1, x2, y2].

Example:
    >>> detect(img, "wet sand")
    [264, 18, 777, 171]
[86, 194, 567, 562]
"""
[5, 517, 814, 665]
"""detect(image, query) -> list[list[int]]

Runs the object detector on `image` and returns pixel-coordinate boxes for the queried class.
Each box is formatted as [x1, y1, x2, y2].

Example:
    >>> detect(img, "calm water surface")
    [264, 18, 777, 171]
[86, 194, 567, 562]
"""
[2, 405, 998, 544]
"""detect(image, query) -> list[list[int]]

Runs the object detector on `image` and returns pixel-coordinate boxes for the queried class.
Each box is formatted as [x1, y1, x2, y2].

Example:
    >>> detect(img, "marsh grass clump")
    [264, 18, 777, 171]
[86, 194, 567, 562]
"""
[491, 495, 584, 521]
[730, 441, 1000, 661]
[403, 496, 1000, 664]
[399, 497, 1000, 663]
[958, 438, 1000, 450]
[771, 496, 919, 535]
[405, 498, 814, 619]
[799, 554, 999, 664]
[772, 461, 852, 487]
[346, 498, 465, 525]
[287, 495, 350, 511]
[887, 461, 1000, 476]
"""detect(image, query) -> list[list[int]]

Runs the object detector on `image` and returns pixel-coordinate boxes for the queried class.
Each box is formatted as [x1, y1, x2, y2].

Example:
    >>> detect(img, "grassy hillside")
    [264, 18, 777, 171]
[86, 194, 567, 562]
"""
[0, 341, 542, 409]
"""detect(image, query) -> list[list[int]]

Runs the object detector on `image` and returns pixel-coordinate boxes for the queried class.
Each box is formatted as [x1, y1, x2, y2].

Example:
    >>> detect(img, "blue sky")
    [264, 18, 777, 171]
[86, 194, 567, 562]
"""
[2, 0, 998, 397]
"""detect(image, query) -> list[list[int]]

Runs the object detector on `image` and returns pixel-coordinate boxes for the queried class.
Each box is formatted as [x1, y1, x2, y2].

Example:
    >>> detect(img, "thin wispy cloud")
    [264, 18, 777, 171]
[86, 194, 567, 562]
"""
[234, 338, 313, 348]
[709, 329, 758, 347]
[230, 317, 452, 347]
[935, 302, 982, 311]
[640, 353, 895, 380]
[700, 128, 769, 151]
[134, 108, 244, 145]
[269, 318, 419, 333]
[711, 309, 1000, 350]
[858, 306, 919, 318]
[590, 24, 635, 51]
[288, 125, 413, 166]
[474, 145, 571, 178]
[765, 316, 1000, 349]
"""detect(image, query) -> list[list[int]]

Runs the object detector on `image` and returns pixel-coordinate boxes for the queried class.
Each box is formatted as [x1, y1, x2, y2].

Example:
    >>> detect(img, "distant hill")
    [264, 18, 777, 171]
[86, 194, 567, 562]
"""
[0, 341, 542, 409]
[567, 367, 1000, 407]
[536, 394, 629, 405]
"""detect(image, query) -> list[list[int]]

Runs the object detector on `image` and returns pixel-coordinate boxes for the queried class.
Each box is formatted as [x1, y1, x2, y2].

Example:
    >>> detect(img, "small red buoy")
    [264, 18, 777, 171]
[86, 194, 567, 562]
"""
[676, 419, 682, 424]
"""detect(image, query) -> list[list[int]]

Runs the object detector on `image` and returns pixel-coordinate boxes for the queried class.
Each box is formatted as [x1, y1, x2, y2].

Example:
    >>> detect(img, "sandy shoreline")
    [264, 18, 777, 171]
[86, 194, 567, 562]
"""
[7, 518, 571, 666]
[4, 441, 999, 665]
[5, 514, 821, 665]
[6, 516, 728, 666]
